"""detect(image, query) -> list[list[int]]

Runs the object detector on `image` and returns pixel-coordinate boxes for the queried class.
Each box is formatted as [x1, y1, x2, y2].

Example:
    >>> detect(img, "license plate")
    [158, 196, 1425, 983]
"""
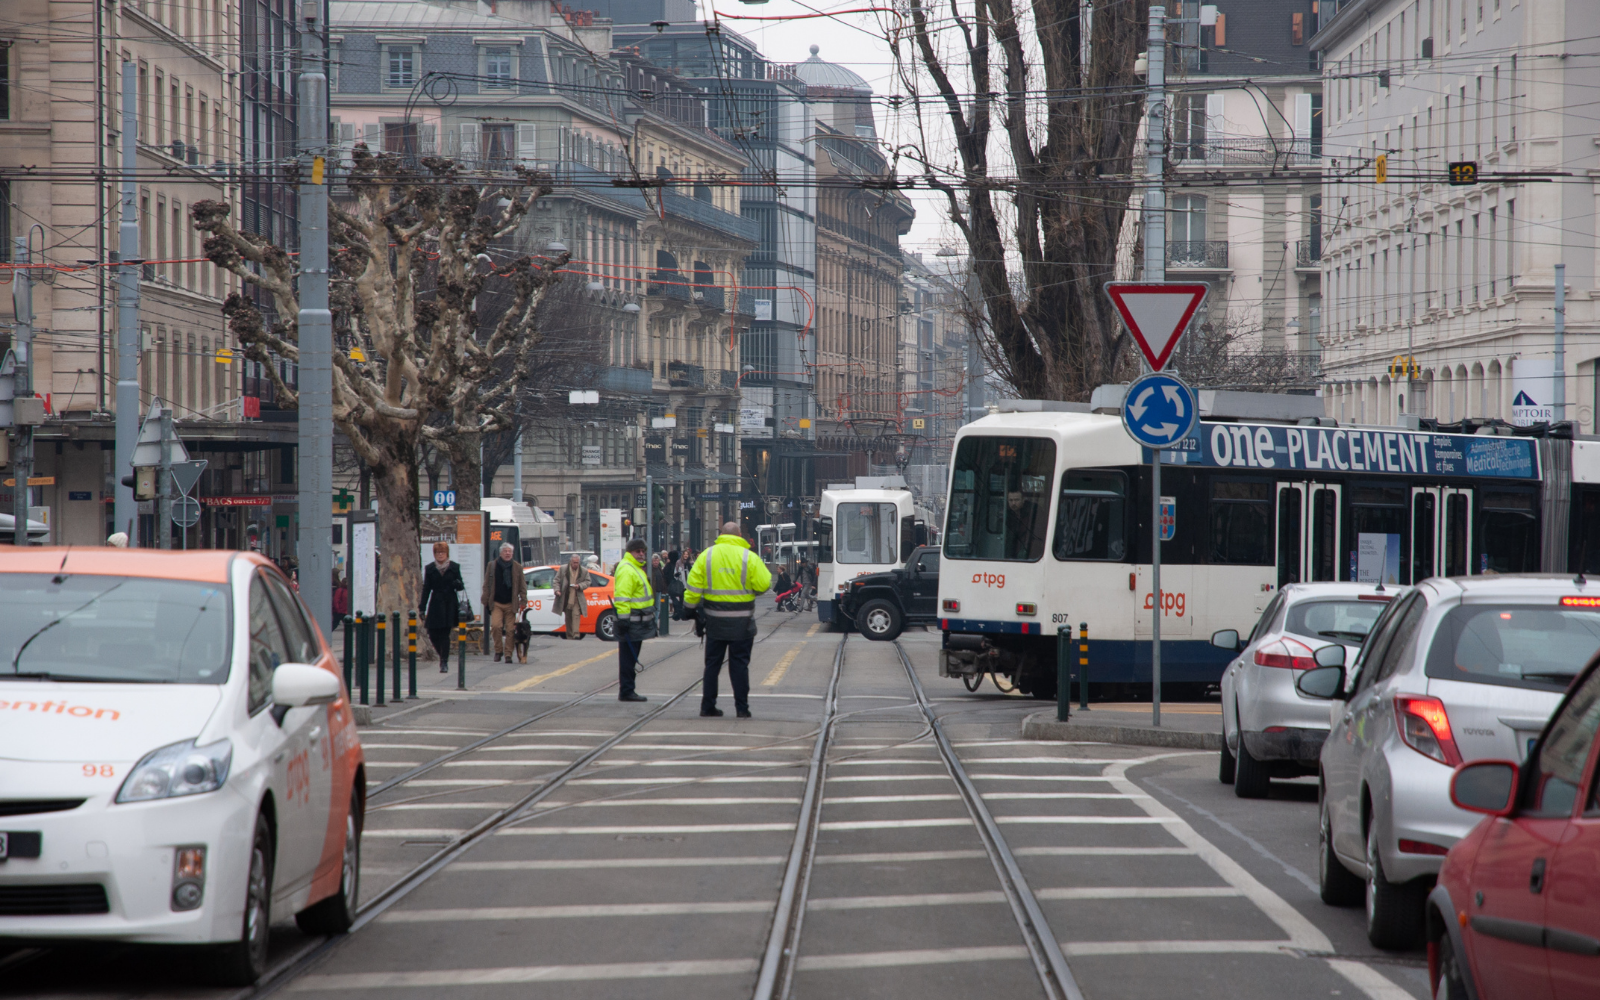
[0, 832, 40, 860]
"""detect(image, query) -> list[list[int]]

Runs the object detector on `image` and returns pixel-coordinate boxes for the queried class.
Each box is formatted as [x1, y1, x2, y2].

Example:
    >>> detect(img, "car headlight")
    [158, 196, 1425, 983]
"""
[116, 738, 233, 804]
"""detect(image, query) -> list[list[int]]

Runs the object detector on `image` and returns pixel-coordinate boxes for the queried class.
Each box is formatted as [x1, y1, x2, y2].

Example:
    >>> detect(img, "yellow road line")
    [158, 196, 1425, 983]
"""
[500, 650, 615, 692]
[762, 644, 806, 687]
[806, 623, 822, 636]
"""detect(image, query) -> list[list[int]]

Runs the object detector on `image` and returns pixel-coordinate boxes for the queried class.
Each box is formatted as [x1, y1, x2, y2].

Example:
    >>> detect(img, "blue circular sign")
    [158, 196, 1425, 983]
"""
[433, 490, 457, 508]
[1121, 373, 1198, 449]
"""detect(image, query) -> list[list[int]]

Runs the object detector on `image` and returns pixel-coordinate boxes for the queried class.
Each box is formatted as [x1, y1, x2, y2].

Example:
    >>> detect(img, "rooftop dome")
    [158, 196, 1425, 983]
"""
[793, 44, 871, 93]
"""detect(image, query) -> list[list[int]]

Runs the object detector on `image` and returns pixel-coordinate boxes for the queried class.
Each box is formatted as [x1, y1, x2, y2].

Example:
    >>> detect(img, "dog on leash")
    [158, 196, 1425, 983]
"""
[513, 612, 533, 664]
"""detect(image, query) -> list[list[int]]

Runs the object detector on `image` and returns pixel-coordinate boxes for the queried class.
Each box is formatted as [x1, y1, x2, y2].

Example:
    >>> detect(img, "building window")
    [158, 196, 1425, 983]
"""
[1169, 194, 1208, 243]
[482, 123, 514, 163]
[329, 43, 340, 92]
[0, 43, 10, 120]
[386, 46, 415, 89]
[384, 121, 418, 156]
[482, 46, 514, 89]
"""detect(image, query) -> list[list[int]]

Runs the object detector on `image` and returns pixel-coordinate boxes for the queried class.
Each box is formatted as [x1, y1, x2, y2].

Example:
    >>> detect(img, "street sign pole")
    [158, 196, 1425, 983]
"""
[297, 7, 334, 639]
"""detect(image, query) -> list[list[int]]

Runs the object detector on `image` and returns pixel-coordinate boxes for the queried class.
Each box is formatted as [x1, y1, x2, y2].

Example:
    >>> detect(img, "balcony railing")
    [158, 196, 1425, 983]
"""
[647, 271, 693, 302]
[667, 361, 704, 387]
[693, 284, 726, 312]
[1171, 136, 1319, 167]
[1295, 239, 1322, 268]
[1167, 241, 1230, 270]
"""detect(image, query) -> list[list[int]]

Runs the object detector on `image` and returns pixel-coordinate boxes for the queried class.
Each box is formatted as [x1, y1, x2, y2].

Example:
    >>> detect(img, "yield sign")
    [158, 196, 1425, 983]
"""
[1105, 282, 1209, 372]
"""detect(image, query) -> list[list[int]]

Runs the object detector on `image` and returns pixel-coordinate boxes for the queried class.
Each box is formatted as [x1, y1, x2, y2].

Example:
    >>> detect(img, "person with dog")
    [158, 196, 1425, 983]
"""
[611, 538, 655, 702]
[554, 554, 589, 640]
[420, 542, 464, 673]
[683, 521, 773, 718]
[481, 542, 527, 663]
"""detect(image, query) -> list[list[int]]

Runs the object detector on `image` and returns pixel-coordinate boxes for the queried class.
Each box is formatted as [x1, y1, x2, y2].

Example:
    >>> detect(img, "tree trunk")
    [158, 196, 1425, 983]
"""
[372, 444, 421, 614]
[447, 435, 483, 513]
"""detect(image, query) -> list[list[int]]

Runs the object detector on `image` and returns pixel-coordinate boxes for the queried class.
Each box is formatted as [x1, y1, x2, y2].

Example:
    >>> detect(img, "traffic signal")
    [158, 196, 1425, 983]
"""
[1375, 154, 1388, 184]
[1448, 161, 1478, 185]
[121, 468, 155, 500]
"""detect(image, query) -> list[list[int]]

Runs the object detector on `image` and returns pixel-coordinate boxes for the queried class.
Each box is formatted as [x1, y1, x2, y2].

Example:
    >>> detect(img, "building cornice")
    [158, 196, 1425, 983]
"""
[1309, 0, 1383, 54]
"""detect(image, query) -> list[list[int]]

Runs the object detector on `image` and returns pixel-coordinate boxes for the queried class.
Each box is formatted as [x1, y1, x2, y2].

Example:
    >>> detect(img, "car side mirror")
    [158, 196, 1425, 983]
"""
[1211, 629, 1240, 651]
[272, 662, 341, 709]
[1295, 665, 1347, 700]
[1451, 760, 1520, 817]
[1314, 644, 1346, 668]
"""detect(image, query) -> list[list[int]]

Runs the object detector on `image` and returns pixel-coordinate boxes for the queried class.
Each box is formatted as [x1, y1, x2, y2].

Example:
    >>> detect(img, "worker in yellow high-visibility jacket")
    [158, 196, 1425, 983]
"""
[683, 520, 773, 717]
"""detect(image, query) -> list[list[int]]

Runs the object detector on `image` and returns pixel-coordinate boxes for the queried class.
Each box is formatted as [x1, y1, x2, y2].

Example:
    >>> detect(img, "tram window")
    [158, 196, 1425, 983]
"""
[1351, 487, 1407, 585]
[1277, 488, 1303, 585]
[1480, 490, 1538, 574]
[1209, 480, 1273, 565]
[1311, 488, 1338, 581]
[1052, 470, 1127, 562]
[816, 517, 834, 564]
[900, 516, 917, 563]
[1412, 493, 1437, 583]
[1444, 493, 1470, 576]
[945, 436, 1056, 561]
[837, 503, 899, 565]
[1574, 491, 1600, 574]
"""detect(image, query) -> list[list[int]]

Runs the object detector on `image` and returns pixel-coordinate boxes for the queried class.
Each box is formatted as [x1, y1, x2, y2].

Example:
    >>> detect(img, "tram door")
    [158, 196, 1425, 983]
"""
[1409, 487, 1474, 581]
[1275, 482, 1343, 587]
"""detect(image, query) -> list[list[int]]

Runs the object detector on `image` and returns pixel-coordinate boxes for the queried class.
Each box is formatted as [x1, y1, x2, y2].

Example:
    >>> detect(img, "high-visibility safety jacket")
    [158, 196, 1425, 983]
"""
[612, 552, 654, 619]
[684, 534, 773, 625]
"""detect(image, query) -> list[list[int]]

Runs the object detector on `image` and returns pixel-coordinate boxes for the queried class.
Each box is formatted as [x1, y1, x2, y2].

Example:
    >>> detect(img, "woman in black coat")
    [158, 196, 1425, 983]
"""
[420, 541, 464, 672]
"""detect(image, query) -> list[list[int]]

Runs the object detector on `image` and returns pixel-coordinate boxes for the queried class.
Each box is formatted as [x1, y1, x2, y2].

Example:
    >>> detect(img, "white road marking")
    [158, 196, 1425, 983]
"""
[375, 728, 497, 736]
[958, 757, 1138, 765]
[815, 850, 988, 864]
[473, 744, 599, 752]
[362, 829, 465, 838]
[381, 900, 773, 921]
[360, 761, 423, 768]
[825, 774, 962, 783]
[1326, 959, 1421, 999]
[816, 817, 1167, 831]
[583, 759, 808, 767]
[567, 776, 805, 785]
[794, 946, 1029, 971]
[823, 792, 1139, 803]
[808, 891, 1006, 910]
[823, 793, 961, 804]
[967, 774, 1120, 782]
[441, 759, 573, 767]
[289, 958, 760, 990]
[356, 744, 459, 750]
[374, 803, 519, 811]
[828, 759, 947, 767]
[1014, 847, 1195, 857]
[1034, 887, 1240, 900]
[498, 823, 797, 835]
[399, 779, 513, 787]
[537, 797, 802, 807]
[1059, 939, 1295, 956]
[449, 856, 785, 871]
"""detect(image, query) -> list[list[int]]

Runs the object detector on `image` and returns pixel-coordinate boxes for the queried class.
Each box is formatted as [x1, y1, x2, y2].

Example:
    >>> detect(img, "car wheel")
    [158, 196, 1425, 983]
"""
[1318, 791, 1363, 906]
[211, 812, 273, 986]
[1218, 733, 1236, 784]
[1233, 734, 1271, 799]
[595, 610, 619, 642]
[1366, 823, 1427, 949]
[1433, 926, 1469, 1000]
[296, 788, 362, 934]
[857, 599, 903, 641]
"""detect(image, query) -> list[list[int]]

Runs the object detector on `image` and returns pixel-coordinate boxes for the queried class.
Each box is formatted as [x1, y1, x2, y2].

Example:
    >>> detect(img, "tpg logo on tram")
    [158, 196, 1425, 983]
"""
[971, 572, 1006, 588]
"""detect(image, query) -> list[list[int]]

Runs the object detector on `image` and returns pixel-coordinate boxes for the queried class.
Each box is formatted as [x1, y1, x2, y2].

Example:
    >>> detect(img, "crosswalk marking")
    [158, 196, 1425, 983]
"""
[499, 823, 797, 835]
[808, 891, 1006, 910]
[381, 900, 774, 921]
[762, 643, 806, 686]
[449, 857, 786, 871]
[795, 946, 1029, 971]
[289, 958, 760, 990]
[537, 797, 802, 807]
[1034, 886, 1240, 900]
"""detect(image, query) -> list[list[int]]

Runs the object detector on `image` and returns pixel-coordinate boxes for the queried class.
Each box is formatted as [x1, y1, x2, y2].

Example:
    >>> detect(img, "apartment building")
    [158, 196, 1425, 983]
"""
[899, 251, 966, 464]
[1312, 0, 1600, 429]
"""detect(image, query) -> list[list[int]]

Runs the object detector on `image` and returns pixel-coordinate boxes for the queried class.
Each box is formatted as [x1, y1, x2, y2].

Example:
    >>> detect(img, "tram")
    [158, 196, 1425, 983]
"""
[937, 393, 1594, 700]
[815, 481, 918, 628]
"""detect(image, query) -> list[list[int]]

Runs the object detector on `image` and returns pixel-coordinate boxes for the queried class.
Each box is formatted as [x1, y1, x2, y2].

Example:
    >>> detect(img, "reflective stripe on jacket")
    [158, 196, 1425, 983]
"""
[683, 534, 774, 618]
[612, 553, 654, 617]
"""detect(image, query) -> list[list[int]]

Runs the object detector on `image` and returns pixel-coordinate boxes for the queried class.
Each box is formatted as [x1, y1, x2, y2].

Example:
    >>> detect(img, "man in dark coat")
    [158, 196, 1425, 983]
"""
[420, 541, 463, 672]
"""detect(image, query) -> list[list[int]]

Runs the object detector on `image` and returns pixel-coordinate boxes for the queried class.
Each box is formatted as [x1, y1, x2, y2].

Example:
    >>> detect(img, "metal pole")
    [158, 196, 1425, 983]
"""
[512, 429, 524, 503]
[1055, 625, 1071, 723]
[391, 610, 402, 701]
[1152, 448, 1162, 727]
[356, 612, 368, 705]
[158, 406, 173, 550]
[115, 61, 141, 541]
[10, 238, 32, 547]
[1554, 262, 1566, 419]
[297, 7, 334, 639]
[646, 472, 654, 552]
[1145, 6, 1167, 285]
[375, 614, 386, 706]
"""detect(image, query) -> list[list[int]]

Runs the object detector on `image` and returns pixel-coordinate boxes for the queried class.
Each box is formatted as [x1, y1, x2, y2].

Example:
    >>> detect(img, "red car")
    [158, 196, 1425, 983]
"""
[1429, 654, 1600, 1000]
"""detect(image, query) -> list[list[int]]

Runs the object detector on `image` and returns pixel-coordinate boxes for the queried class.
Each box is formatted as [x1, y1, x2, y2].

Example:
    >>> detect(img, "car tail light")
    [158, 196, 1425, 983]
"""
[1399, 839, 1450, 856]
[943, 599, 960, 612]
[1254, 636, 1317, 669]
[1015, 603, 1037, 616]
[1394, 694, 1464, 766]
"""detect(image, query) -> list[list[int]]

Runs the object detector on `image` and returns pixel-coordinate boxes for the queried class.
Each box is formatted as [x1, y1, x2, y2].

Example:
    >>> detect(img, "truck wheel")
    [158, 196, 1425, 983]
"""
[857, 600, 903, 641]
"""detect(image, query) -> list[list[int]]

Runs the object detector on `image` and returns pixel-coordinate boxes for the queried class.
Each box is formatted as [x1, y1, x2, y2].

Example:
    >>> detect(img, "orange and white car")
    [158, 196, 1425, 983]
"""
[0, 549, 365, 985]
[522, 565, 619, 640]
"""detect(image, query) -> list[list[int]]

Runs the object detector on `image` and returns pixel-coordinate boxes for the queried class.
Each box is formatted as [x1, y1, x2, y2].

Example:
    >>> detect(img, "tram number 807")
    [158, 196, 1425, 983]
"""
[1051, 613, 1073, 624]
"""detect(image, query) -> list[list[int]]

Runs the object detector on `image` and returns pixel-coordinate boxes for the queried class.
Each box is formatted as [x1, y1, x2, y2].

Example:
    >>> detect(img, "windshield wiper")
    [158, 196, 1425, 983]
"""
[10, 581, 128, 672]
[0, 672, 135, 683]
[1317, 630, 1369, 642]
[1521, 671, 1578, 683]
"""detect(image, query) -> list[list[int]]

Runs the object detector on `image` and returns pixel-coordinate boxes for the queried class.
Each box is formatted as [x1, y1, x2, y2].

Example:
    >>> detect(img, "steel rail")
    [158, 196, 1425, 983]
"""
[893, 640, 1086, 1000]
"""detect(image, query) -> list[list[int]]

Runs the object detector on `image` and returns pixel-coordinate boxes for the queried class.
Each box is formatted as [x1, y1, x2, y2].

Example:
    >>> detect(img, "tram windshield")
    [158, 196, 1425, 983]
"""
[837, 503, 899, 564]
[945, 436, 1055, 561]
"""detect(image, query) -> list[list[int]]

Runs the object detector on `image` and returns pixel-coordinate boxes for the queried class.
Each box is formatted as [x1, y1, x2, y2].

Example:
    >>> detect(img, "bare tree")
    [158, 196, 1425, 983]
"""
[900, 0, 1147, 401]
[194, 148, 569, 611]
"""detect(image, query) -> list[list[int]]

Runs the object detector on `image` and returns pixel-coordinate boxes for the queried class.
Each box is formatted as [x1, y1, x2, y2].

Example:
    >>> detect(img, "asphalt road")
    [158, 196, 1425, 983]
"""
[0, 610, 1430, 999]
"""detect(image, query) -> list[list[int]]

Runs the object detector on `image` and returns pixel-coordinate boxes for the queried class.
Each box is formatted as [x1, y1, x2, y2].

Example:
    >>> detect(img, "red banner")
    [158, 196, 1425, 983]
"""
[200, 496, 273, 506]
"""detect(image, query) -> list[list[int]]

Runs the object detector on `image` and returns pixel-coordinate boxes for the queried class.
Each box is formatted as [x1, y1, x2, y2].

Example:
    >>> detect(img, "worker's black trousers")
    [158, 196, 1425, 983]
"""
[702, 636, 752, 711]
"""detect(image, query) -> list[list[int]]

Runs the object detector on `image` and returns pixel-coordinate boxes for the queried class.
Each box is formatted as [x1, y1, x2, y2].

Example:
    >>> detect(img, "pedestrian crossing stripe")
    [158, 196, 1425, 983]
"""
[761, 643, 805, 686]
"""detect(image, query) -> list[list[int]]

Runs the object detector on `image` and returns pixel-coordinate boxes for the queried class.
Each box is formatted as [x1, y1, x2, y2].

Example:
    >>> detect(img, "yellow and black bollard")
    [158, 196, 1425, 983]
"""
[456, 622, 467, 691]
[1078, 623, 1090, 710]
[407, 611, 418, 698]
[374, 614, 386, 706]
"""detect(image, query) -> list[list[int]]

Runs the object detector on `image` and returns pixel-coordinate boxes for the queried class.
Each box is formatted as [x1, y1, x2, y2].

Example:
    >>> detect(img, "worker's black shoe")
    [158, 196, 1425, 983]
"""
[620, 693, 648, 702]
[700, 707, 724, 717]
[736, 707, 752, 719]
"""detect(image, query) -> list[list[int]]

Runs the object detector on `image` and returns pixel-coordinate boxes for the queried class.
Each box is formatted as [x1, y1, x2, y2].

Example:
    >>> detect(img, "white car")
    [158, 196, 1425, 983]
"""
[0, 549, 366, 985]
[1215, 582, 1398, 798]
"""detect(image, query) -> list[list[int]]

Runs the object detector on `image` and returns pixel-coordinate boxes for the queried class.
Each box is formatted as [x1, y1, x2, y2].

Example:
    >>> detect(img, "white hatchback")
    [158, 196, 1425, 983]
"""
[0, 549, 366, 985]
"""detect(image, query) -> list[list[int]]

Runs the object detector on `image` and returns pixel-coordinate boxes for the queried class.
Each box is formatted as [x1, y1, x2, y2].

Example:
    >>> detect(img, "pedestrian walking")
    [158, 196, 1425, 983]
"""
[612, 538, 655, 703]
[481, 542, 527, 663]
[667, 548, 688, 617]
[553, 554, 589, 640]
[684, 521, 773, 718]
[332, 571, 351, 628]
[420, 542, 464, 672]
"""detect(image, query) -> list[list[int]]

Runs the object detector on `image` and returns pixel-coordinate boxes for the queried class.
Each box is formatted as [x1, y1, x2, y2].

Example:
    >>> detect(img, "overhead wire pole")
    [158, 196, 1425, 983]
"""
[298, 6, 335, 638]
[11, 237, 33, 547]
[1144, 5, 1167, 728]
[115, 60, 142, 542]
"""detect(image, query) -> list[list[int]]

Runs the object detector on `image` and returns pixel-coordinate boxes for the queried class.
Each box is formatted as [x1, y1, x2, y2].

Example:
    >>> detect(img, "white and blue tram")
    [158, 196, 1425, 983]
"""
[815, 484, 918, 628]
[937, 397, 1595, 699]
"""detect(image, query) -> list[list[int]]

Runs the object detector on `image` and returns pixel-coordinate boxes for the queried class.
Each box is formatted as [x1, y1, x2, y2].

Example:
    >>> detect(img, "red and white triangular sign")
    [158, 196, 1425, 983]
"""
[1105, 282, 1209, 372]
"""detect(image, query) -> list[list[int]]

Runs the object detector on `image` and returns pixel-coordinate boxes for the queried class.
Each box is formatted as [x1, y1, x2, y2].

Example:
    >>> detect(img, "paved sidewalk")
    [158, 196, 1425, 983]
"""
[1022, 701, 1223, 750]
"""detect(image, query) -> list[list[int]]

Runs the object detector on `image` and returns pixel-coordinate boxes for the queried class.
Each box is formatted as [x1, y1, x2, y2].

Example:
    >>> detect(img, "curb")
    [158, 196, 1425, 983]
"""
[1021, 711, 1222, 751]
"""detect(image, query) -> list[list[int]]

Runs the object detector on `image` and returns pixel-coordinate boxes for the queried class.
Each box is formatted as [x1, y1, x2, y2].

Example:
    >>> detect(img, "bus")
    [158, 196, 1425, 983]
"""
[816, 484, 918, 628]
[936, 394, 1587, 700]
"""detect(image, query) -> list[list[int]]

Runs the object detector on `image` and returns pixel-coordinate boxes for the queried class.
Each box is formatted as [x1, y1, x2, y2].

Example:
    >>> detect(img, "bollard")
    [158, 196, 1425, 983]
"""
[457, 623, 468, 690]
[391, 611, 403, 702]
[408, 611, 418, 698]
[342, 615, 353, 693]
[355, 613, 368, 706]
[1055, 625, 1072, 723]
[1078, 622, 1090, 710]
[375, 614, 386, 706]
[657, 593, 670, 637]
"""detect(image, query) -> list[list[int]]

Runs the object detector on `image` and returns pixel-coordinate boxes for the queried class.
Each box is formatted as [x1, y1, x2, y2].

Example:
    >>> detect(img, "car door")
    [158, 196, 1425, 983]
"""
[1324, 594, 1410, 863]
[1533, 667, 1600, 1000]
[585, 572, 614, 629]
[261, 571, 337, 899]
[908, 548, 940, 616]
[1224, 593, 1284, 746]
[522, 567, 561, 631]
[248, 570, 323, 898]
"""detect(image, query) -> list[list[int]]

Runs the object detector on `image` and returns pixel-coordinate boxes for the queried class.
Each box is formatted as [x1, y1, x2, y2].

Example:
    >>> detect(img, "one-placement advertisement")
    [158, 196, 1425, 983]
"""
[599, 508, 623, 573]
[1510, 357, 1557, 426]
[1356, 533, 1401, 585]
